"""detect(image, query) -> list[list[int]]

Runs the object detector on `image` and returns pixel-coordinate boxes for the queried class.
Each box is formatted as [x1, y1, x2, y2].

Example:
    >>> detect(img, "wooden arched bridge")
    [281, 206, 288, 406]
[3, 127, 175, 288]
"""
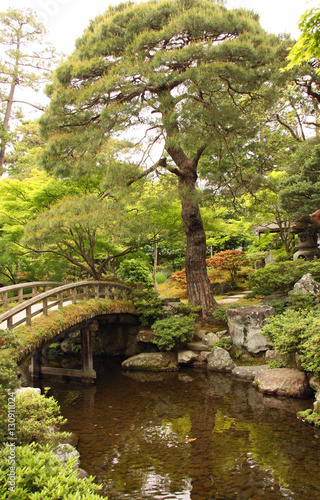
[0, 281, 137, 383]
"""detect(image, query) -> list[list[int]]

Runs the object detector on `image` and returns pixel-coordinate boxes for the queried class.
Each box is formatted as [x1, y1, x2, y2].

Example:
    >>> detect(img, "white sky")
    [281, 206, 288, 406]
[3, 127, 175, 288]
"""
[1, 0, 319, 54]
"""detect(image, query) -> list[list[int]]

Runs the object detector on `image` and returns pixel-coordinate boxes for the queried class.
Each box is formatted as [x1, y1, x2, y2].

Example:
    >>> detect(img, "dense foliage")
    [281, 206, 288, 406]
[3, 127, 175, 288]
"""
[247, 261, 320, 296]
[0, 443, 104, 499]
[117, 258, 153, 288]
[132, 289, 163, 327]
[0, 330, 19, 443]
[152, 316, 195, 351]
[262, 308, 320, 376]
[15, 392, 70, 446]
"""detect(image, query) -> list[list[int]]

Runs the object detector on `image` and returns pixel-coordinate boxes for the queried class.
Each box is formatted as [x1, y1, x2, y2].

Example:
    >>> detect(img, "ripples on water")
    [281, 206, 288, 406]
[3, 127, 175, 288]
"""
[43, 359, 320, 500]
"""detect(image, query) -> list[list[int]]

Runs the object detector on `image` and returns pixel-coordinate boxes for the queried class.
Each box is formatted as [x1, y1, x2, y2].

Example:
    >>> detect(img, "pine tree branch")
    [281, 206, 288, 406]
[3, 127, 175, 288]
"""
[276, 113, 303, 142]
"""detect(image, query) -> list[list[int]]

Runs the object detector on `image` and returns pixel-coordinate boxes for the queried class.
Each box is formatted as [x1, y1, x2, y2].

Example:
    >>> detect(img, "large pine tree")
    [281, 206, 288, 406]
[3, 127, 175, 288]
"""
[40, 0, 289, 318]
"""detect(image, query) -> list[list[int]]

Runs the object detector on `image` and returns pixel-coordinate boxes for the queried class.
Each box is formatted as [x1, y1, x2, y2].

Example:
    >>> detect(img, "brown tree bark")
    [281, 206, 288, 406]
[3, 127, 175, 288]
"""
[167, 146, 218, 319]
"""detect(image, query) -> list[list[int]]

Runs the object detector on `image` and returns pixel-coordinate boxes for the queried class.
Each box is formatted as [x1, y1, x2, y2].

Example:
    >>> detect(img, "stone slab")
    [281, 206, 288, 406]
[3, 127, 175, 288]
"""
[232, 365, 269, 381]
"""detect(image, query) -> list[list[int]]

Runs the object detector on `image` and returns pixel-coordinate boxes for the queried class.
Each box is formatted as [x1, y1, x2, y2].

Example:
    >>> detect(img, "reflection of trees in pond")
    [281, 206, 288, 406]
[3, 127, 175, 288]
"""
[210, 401, 320, 497]
[52, 367, 320, 499]
[99, 397, 198, 498]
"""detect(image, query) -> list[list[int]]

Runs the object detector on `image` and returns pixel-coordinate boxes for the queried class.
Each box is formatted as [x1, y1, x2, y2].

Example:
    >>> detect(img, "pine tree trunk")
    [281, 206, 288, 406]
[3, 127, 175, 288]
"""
[178, 160, 218, 319]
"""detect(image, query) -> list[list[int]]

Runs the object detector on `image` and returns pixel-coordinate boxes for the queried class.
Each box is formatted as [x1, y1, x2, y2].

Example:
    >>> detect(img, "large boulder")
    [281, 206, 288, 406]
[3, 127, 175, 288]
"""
[226, 306, 274, 355]
[254, 368, 312, 398]
[292, 273, 320, 295]
[121, 352, 179, 372]
[207, 347, 235, 373]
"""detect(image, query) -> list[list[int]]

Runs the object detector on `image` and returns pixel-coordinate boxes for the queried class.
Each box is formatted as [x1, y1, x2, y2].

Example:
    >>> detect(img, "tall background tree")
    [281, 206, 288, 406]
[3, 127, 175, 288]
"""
[39, 0, 291, 318]
[0, 8, 57, 175]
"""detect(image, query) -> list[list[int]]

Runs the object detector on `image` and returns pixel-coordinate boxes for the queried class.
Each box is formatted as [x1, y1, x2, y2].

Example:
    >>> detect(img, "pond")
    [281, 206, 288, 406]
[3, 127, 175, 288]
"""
[38, 359, 320, 500]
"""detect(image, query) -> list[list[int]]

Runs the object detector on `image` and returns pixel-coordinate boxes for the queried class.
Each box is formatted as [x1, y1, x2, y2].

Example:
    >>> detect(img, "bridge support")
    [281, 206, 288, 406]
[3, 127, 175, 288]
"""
[29, 323, 97, 383]
[80, 325, 96, 383]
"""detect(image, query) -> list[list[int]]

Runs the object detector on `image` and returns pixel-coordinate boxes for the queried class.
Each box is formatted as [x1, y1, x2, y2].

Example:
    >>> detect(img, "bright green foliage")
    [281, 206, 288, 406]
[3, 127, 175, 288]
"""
[287, 7, 320, 71]
[262, 308, 320, 376]
[207, 250, 248, 286]
[0, 170, 81, 283]
[117, 258, 153, 288]
[212, 306, 228, 324]
[23, 195, 153, 280]
[152, 316, 195, 351]
[15, 391, 70, 446]
[0, 330, 19, 443]
[132, 288, 163, 326]
[156, 271, 168, 285]
[247, 260, 320, 296]
[0, 443, 104, 499]
[204, 215, 254, 254]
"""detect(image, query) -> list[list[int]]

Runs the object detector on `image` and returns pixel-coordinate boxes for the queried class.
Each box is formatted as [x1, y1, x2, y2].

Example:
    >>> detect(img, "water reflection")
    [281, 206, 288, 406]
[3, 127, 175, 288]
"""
[43, 359, 320, 500]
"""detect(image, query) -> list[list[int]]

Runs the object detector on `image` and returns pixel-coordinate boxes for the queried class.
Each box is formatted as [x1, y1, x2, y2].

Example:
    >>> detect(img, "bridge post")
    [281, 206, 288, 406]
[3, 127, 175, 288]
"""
[81, 324, 97, 384]
[30, 352, 43, 380]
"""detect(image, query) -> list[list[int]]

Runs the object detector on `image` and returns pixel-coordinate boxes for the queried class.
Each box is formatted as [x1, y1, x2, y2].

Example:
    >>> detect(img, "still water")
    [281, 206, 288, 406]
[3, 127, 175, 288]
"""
[43, 359, 320, 500]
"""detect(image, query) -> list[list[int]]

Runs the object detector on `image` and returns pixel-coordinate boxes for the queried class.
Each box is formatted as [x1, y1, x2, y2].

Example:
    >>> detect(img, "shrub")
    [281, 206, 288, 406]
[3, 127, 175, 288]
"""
[15, 391, 70, 446]
[117, 258, 153, 288]
[212, 306, 228, 324]
[261, 308, 320, 375]
[152, 316, 195, 351]
[0, 443, 104, 499]
[156, 271, 168, 285]
[0, 330, 20, 444]
[287, 292, 318, 311]
[169, 268, 187, 289]
[132, 289, 163, 327]
[247, 260, 320, 296]
[206, 250, 248, 286]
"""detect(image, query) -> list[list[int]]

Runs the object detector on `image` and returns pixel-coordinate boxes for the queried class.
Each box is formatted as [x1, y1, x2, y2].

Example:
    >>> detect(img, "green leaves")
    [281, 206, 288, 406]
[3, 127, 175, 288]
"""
[262, 307, 320, 376]
[286, 7, 320, 72]
[0, 443, 104, 499]
[23, 194, 155, 280]
[14, 391, 69, 446]
[152, 315, 195, 351]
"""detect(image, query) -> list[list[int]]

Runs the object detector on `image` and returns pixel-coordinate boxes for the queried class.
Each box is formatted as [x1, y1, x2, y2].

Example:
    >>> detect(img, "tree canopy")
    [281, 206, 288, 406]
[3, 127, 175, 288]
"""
[39, 0, 291, 317]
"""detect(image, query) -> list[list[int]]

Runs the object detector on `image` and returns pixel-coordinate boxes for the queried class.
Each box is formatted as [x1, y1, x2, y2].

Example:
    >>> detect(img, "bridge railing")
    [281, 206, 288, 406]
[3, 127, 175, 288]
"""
[0, 281, 64, 309]
[0, 281, 133, 330]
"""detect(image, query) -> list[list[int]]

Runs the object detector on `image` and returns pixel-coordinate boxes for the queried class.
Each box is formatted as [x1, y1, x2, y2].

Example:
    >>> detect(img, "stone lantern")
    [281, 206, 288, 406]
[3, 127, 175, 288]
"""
[293, 212, 320, 261]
